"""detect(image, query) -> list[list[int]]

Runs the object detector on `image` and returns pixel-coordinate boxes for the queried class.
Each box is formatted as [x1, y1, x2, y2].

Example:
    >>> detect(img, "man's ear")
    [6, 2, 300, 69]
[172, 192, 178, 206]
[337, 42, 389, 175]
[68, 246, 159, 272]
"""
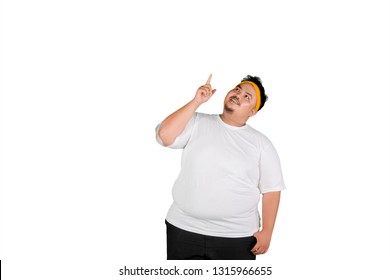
[248, 108, 258, 118]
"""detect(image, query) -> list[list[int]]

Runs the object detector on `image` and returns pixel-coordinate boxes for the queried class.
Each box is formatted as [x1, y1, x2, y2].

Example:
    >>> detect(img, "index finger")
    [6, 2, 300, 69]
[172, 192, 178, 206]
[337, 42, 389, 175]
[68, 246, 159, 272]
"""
[206, 74, 212, 85]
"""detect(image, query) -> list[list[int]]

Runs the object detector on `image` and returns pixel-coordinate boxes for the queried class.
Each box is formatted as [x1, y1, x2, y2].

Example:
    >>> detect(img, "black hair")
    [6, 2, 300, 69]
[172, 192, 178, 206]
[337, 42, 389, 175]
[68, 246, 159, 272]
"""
[241, 75, 268, 111]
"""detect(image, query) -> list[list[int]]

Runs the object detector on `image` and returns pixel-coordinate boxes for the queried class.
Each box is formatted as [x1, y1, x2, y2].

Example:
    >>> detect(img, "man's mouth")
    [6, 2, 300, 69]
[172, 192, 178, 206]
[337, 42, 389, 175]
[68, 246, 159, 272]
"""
[230, 96, 240, 105]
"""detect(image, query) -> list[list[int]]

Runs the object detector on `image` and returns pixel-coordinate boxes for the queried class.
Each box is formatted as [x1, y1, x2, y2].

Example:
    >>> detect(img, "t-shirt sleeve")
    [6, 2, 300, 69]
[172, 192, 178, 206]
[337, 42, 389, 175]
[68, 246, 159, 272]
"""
[155, 112, 198, 149]
[259, 142, 286, 193]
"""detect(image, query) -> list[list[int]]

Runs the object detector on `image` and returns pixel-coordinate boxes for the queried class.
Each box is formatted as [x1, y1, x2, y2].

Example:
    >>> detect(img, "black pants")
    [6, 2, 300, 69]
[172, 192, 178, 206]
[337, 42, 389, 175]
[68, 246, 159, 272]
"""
[166, 220, 256, 260]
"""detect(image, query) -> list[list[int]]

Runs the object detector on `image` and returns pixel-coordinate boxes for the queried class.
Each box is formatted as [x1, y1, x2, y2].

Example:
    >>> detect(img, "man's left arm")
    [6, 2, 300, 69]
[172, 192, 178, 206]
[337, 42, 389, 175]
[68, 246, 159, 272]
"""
[251, 191, 281, 255]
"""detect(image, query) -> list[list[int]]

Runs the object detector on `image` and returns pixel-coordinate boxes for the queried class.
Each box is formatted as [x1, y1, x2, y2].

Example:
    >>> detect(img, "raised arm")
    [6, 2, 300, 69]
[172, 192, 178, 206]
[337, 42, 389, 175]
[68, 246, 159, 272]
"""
[158, 74, 216, 146]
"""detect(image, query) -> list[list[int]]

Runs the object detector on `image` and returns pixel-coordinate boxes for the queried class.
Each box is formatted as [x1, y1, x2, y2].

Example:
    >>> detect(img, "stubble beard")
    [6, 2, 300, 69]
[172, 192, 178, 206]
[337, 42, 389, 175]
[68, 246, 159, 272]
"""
[224, 103, 234, 114]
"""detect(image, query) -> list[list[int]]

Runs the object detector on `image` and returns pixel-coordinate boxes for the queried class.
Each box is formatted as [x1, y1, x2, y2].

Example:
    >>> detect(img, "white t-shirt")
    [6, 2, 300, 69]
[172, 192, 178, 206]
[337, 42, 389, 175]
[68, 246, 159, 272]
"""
[156, 113, 285, 237]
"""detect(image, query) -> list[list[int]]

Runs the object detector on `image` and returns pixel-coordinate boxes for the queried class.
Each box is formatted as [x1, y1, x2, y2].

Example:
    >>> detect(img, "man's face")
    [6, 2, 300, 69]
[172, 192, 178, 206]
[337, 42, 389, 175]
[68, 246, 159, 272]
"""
[223, 82, 258, 118]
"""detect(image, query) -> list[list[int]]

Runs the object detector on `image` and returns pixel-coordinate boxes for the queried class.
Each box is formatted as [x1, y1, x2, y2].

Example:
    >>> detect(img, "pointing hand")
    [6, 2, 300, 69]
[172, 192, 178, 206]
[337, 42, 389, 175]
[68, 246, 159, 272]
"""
[194, 74, 217, 105]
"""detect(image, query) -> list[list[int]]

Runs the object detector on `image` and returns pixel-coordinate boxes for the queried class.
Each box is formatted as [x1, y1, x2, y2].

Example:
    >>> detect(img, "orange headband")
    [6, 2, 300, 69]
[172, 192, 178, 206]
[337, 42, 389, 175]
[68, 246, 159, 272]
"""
[239, 81, 261, 110]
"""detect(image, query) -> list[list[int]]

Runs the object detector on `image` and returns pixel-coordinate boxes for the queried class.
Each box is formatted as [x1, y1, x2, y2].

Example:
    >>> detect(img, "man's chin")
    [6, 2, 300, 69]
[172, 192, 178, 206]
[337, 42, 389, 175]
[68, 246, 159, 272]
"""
[224, 104, 234, 113]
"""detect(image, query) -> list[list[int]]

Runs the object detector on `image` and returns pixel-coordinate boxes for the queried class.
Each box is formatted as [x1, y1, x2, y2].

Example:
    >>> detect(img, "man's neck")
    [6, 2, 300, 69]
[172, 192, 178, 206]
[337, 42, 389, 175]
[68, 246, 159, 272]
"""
[220, 113, 246, 127]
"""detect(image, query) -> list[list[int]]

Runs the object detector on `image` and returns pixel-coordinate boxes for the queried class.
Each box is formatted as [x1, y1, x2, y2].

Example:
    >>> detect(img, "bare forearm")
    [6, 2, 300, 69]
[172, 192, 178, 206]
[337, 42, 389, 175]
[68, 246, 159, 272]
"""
[158, 75, 216, 146]
[158, 99, 201, 146]
[261, 191, 281, 234]
[158, 74, 216, 146]
[251, 191, 281, 255]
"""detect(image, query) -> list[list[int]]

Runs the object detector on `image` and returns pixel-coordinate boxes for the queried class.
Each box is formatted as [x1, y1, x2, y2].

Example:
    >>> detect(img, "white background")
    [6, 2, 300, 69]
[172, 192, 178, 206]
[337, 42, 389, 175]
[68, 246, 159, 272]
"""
[1, 0, 389, 279]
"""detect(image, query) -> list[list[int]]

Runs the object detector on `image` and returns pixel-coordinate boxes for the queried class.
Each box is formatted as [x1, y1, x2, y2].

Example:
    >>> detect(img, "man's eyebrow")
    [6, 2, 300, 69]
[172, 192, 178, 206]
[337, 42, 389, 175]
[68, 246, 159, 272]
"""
[236, 85, 253, 98]
[245, 91, 253, 98]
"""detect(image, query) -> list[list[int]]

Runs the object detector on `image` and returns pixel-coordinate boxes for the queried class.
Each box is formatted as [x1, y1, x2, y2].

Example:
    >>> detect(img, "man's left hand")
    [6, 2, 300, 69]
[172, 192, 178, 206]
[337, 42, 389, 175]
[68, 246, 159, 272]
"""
[251, 230, 272, 255]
